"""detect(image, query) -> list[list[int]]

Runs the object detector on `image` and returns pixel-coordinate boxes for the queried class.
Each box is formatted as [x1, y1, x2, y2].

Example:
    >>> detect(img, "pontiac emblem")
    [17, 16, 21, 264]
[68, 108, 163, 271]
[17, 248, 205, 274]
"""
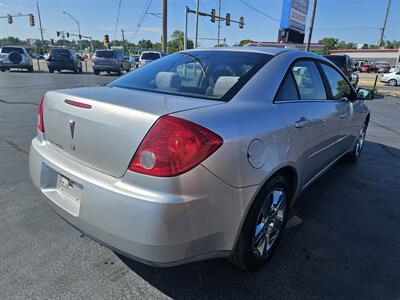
[69, 120, 75, 139]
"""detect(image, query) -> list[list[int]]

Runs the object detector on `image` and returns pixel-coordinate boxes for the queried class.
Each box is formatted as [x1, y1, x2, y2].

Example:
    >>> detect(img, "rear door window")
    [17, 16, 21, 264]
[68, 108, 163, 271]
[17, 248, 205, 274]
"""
[320, 63, 351, 100]
[141, 52, 161, 60]
[291, 61, 327, 100]
[1, 47, 25, 54]
[275, 72, 299, 101]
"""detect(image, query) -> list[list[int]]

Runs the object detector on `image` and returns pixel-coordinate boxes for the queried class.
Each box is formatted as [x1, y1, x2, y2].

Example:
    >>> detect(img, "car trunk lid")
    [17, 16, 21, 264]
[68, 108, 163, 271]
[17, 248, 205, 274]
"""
[43, 86, 222, 177]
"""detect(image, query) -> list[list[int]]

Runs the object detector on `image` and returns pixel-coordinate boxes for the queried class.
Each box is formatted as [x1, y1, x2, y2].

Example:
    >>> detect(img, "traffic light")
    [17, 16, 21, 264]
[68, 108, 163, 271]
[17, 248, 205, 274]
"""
[239, 16, 244, 29]
[7, 15, 13, 24]
[66, 32, 70, 38]
[29, 14, 35, 26]
[79, 34, 82, 40]
[225, 13, 231, 26]
[50, 38, 54, 45]
[104, 34, 110, 48]
[57, 31, 60, 37]
[211, 9, 216, 23]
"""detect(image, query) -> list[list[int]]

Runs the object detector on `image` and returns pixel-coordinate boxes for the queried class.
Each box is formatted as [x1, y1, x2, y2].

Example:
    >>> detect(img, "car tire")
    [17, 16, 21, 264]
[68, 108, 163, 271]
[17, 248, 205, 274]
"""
[388, 79, 397, 86]
[0, 67, 5, 72]
[229, 174, 290, 271]
[27, 66, 34, 72]
[94, 70, 100, 75]
[73, 67, 78, 74]
[346, 122, 368, 162]
[48, 68, 54, 73]
[79, 66, 83, 73]
[117, 65, 123, 75]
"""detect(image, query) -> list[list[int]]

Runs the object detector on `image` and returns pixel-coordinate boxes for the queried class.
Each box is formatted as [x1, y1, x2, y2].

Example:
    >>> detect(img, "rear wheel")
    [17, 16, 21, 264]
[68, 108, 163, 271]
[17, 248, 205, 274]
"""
[346, 122, 367, 162]
[117, 65, 123, 75]
[0, 67, 6, 72]
[388, 79, 397, 86]
[48, 67, 54, 73]
[27, 66, 33, 72]
[94, 70, 100, 75]
[230, 175, 290, 271]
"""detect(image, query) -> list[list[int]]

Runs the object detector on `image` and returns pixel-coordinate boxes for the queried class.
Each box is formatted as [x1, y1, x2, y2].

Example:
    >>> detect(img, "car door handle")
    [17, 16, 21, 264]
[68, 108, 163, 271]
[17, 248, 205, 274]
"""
[295, 117, 309, 129]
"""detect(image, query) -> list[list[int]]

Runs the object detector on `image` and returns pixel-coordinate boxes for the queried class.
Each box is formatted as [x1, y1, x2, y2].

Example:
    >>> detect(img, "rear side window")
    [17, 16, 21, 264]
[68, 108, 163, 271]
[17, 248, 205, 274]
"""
[51, 48, 69, 56]
[275, 73, 299, 101]
[321, 63, 351, 100]
[95, 51, 114, 58]
[292, 61, 327, 100]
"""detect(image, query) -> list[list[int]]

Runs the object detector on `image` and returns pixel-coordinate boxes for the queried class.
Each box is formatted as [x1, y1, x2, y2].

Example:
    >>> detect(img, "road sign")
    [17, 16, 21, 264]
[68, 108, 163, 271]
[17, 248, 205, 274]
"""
[280, 0, 309, 34]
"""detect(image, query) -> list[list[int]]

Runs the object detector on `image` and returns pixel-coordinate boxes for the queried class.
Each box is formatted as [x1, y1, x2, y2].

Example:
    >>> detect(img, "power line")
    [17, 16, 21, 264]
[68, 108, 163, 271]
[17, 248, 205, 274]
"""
[130, 0, 153, 42]
[113, 0, 122, 45]
[238, 0, 279, 23]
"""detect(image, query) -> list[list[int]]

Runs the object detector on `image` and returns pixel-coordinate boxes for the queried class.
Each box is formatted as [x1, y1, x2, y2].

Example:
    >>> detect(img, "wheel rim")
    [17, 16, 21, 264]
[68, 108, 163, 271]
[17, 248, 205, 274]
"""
[389, 80, 396, 86]
[253, 188, 286, 257]
[355, 126, 366, 157]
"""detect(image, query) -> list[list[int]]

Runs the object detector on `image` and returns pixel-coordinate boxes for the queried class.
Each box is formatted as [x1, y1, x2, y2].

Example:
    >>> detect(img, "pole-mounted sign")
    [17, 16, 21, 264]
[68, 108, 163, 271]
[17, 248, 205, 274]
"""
[278, 0, 309, 44]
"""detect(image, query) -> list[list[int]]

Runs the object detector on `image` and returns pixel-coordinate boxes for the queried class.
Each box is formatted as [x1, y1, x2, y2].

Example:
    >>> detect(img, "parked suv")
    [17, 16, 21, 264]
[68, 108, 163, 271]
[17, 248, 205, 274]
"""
[47, 48, 83, 73]
[138, 51, 165, 67]
[0, 46, 33, 72]
[324, 54, 359, 88]
[92, 50, 131, 75]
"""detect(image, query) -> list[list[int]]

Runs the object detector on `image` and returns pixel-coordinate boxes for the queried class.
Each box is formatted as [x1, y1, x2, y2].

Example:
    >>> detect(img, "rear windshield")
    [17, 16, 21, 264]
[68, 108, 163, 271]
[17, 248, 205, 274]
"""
[324, 55, 346, 67]
[110, 51, 272, 101]
[95, 51, 114, 58]
[51, 48, 69, 56]
[141, 52, 161, 60]
[1, 47, 24, 54]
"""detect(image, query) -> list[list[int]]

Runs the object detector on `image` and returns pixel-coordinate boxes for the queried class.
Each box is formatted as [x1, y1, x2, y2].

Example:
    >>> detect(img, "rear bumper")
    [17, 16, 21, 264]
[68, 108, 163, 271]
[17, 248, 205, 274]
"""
[0, 62, 32, 69]
[29, 137, 257, 266]
[47, 62, 76, 70]
[92, 64, 120, 72]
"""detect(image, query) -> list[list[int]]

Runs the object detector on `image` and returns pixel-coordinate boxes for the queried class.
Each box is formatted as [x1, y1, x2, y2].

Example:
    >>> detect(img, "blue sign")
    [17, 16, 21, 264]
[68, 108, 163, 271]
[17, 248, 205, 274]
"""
[280, 0, 309, 34]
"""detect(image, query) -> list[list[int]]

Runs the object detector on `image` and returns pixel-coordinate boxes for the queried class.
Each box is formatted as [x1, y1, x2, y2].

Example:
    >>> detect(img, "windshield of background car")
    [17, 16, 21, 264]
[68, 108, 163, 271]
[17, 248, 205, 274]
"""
[110, 51, 272, 101]
[141, 52, 161, 60]
[95, 51, 114, 58]
[1, 47, 24, 54]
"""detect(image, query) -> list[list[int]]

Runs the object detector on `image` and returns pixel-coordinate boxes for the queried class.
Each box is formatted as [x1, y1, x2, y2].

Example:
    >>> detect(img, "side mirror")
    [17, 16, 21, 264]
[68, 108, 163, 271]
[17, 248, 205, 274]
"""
[356, 88, 374, 100]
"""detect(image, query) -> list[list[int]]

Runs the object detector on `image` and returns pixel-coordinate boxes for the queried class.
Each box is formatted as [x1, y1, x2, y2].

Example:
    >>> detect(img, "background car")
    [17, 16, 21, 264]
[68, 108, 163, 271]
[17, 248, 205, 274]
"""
[324, 54, 359, 87]
[29, 48, 371, 272]
[375, 62, 390, 73]
[137, 51, 165, 67]
[47, 47, 83, 73]
[380, 70, 400, 86]
[389, 65, 398, 73]
[91, 49, 130, 75]
[0, 46, 33, 72]
[129, 55, 139, 69]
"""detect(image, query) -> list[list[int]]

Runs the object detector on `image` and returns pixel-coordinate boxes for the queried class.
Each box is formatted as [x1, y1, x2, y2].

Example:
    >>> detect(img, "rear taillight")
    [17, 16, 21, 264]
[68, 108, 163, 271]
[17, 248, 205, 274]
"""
[37, 94, 45, 133]
[128, 116, 223, 177]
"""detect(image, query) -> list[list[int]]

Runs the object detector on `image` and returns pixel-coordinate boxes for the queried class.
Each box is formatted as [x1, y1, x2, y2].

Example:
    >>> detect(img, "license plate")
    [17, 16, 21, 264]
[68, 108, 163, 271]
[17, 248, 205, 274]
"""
[57, 175, 82, 205]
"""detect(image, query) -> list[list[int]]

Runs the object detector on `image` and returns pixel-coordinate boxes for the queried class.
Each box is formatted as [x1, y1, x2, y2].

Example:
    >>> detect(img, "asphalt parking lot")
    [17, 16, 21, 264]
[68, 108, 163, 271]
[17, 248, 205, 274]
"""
[1, 71, 400, 299]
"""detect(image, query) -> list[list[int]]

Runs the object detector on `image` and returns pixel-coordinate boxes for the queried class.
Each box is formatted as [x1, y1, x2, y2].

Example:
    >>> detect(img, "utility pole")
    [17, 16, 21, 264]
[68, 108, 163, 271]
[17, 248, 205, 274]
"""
[379, 0, 391, 48]
[184, 6, 188, 50]
[306, 0, 317, 52]
[162, 0, 167, 53]
[195, 0, 200, 48]
[36, 1, 45, 54]
[217, 0, 221, 46]
[121, 29, 126, 55]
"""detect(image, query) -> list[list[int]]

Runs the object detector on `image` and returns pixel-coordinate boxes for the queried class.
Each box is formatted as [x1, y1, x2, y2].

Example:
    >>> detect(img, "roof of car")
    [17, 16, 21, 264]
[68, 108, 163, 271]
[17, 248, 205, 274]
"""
[1, 45, 25, 48]
[183, 46, 292, 56]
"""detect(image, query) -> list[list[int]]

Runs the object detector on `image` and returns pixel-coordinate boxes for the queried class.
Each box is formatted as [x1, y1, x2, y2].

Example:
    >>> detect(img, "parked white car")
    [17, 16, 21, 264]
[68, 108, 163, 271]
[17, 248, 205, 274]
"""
[380, 71, 400, 86]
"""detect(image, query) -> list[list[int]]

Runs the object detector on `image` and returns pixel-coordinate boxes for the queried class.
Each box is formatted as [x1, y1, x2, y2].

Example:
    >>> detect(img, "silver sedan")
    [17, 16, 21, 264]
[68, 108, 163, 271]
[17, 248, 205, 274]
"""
[29, 47, 371, 271]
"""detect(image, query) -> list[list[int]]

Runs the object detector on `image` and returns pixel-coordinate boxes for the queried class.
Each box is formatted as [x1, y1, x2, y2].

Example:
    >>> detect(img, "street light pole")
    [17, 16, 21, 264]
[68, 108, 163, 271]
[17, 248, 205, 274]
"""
[306, 0, 317, 52]
[62, 11, 81, 51]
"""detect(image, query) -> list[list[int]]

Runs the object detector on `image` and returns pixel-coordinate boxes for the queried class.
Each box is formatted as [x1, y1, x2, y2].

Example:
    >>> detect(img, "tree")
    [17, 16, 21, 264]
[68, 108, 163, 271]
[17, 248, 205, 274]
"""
[137, 39, 153, 50]
[239, 39, 253, 46]
[319, 37, 338, 54]
[167, 30, 193, 53]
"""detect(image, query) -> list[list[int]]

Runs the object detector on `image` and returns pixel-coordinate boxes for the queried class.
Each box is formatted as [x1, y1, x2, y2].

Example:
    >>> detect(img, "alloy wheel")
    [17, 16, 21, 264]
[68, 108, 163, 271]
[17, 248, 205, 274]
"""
[253, 188, 286, 257]
[355, 125, 366, 157]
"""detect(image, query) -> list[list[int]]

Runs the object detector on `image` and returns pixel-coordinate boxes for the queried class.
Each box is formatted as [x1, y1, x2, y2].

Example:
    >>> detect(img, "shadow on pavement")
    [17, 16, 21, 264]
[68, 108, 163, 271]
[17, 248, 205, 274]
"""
[117, 141, 400, 299]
